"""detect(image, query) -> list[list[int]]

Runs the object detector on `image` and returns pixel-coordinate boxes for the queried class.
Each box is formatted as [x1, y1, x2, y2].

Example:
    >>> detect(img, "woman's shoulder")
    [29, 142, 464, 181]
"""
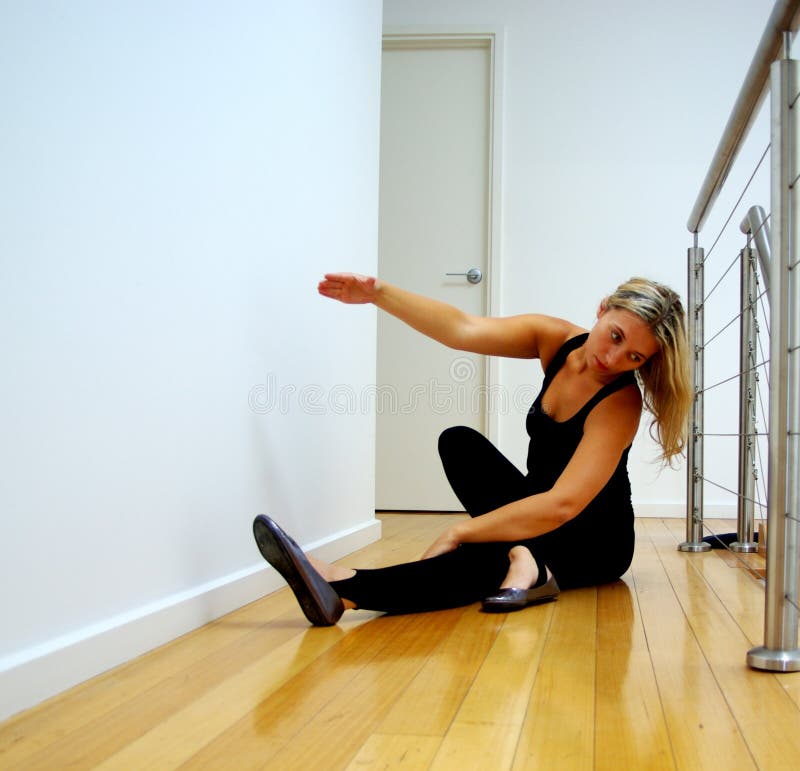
[535, 318, 588, 370]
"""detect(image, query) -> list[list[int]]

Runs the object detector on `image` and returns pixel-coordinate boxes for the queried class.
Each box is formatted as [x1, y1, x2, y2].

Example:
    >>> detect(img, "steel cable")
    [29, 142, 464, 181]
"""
[699, 475, 768, 511]
[701, 288, 769, 351]
[701, 143, 771, 265]
[698, 358, 769, 395]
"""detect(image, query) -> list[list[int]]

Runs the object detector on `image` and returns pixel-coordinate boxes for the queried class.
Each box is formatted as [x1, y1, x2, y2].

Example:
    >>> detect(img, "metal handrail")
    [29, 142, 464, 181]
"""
[687, 0, 800, 234]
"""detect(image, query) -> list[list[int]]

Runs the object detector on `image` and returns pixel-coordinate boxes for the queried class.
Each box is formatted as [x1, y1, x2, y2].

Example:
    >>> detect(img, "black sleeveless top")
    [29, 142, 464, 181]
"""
[525, 333, 637, 514]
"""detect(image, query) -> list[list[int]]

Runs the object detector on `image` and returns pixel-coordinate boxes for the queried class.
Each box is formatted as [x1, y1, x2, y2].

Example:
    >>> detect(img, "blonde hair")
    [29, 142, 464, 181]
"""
[604, 277, 692, 463]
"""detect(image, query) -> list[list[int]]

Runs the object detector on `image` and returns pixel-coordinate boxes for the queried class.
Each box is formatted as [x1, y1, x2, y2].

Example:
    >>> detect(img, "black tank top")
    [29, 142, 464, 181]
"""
[525, 333, 637, 509]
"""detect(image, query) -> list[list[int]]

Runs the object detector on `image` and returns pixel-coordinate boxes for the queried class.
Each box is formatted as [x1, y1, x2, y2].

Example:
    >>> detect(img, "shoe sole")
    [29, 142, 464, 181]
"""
[252, 515, 343, 626]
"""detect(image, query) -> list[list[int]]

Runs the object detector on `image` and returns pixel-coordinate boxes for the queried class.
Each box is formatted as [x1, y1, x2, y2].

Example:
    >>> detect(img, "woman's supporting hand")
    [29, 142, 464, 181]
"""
[318, 273, 378, 304]
[420, 527, 461, 560]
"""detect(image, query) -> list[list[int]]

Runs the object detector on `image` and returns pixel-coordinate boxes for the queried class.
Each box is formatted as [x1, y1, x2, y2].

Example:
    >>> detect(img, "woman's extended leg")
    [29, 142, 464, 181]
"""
[254, 514, 514, 618]
[327, 541, 515, 614]
[256, 516, 557, 620]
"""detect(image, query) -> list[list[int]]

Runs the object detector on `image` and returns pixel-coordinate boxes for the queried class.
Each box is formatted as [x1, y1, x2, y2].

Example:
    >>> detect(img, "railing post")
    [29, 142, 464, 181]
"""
[732, 247, 759, 553]
[680, 241, 710, 553]
[747, 43, 800, 672]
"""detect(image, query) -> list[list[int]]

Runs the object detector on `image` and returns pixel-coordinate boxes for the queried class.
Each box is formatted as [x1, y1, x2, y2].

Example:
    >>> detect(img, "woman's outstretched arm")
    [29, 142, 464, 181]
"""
[318, 272, 574, 360]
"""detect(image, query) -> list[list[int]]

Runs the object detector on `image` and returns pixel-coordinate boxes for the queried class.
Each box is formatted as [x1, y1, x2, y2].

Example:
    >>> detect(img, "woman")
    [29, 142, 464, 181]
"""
[252, 273, 692, 626]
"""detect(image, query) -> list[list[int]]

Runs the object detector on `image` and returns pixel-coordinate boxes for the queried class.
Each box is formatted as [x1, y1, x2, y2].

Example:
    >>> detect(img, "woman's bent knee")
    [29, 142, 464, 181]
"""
[438, 425, 484, 456]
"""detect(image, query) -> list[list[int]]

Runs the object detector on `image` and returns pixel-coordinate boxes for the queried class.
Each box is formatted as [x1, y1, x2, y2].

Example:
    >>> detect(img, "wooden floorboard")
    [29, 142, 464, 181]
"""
[595, 575, 674, 770]
[2, 513, 800, 769]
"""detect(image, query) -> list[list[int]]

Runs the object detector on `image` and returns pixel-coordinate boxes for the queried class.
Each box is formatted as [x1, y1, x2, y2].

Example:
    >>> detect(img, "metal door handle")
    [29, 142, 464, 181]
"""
[445, 268, 483, 284]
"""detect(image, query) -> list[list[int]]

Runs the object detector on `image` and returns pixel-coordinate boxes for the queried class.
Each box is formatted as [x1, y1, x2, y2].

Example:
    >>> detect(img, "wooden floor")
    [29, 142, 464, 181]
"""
[3, 514, 800, 770]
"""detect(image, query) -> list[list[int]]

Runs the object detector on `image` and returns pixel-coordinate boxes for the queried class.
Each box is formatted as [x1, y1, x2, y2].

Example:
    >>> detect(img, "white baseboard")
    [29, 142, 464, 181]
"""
[0, 517, 381, 723]
[634, 502, 736, 518]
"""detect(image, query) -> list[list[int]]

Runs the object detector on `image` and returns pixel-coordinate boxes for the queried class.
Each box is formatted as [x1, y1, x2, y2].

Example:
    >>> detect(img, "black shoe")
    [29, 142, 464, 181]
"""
[252, 515, 344, 626]
[481, 574, 560, 613]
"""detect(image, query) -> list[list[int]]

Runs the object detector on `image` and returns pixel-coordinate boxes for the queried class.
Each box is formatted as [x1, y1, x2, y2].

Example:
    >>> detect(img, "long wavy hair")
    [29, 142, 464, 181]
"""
[604, 277, 692, 463]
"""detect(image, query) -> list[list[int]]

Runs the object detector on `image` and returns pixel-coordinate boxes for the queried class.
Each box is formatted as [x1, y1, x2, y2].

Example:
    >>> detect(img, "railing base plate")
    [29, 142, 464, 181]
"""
[678, 541, 711, 552]
[747, 645, 800, 672]
[730, 541, 759, 553]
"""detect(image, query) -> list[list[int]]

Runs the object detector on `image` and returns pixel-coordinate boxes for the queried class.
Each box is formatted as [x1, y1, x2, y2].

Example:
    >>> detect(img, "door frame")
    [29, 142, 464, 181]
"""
[381, 26, 505, 443]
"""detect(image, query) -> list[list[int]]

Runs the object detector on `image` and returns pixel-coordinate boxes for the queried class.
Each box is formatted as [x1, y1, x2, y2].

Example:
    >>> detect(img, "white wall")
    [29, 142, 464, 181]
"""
[384, 0, 775, 516]
[0, 0, 382, 720]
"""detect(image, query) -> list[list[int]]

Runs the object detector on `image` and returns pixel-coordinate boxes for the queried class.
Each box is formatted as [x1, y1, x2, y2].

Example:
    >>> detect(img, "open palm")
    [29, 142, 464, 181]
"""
[318, 273, 377, 304]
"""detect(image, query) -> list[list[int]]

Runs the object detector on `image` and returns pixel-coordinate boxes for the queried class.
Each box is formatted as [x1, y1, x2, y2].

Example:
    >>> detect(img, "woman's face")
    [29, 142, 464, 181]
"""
[585, 307, 660, 379]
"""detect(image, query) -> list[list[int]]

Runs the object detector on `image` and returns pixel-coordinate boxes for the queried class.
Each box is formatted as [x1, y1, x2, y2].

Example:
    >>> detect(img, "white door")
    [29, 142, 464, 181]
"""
[376, 38, 494, 511]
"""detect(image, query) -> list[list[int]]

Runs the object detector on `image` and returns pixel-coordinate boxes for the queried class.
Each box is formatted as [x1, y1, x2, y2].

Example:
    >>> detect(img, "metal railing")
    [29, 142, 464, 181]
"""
[685, 0, 800, 672]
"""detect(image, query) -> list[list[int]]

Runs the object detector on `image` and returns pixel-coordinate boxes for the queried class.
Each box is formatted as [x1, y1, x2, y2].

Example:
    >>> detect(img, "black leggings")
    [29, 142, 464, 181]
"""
[328, 426, 548, 614]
